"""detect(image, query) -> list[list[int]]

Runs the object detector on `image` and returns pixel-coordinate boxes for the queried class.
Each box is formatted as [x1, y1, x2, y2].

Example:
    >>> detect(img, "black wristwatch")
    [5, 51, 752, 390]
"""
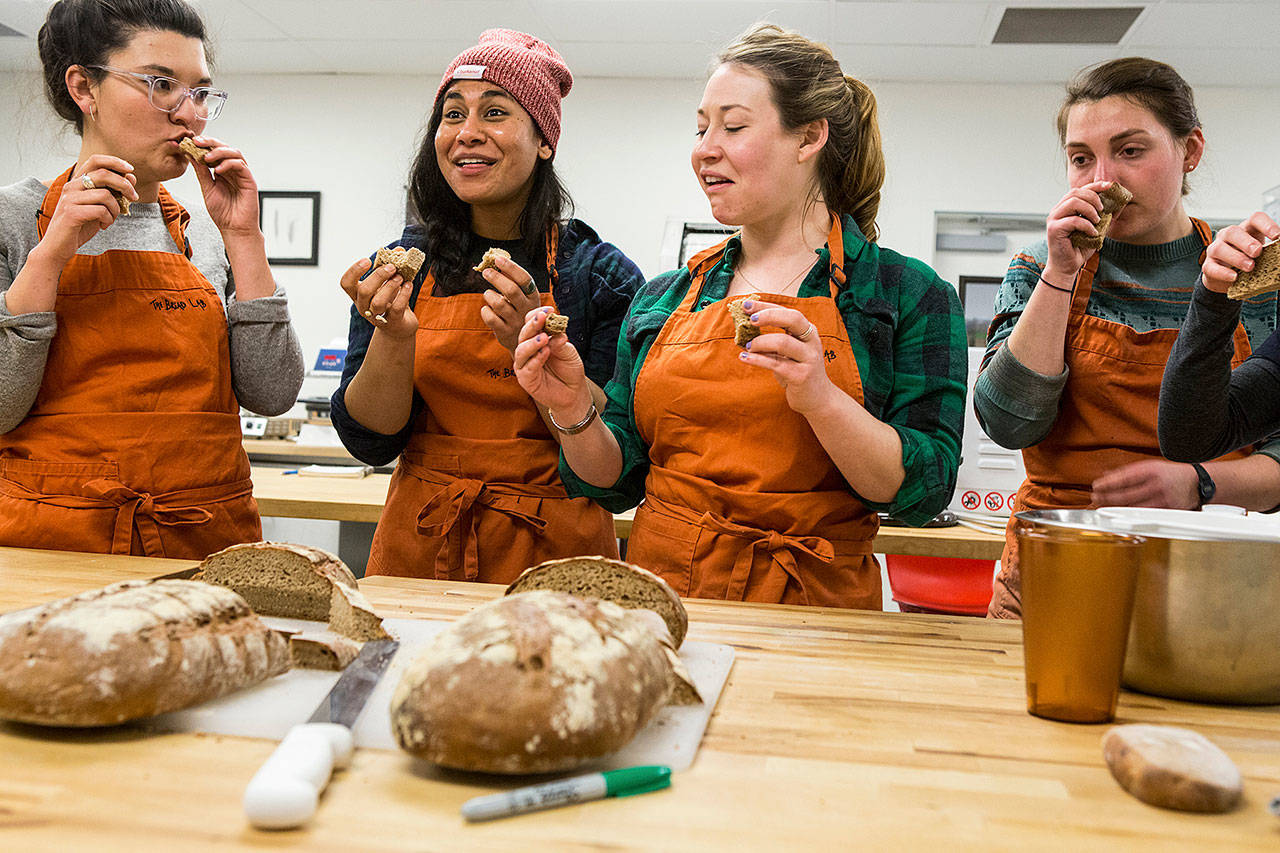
[1191, 462, 1216, 508]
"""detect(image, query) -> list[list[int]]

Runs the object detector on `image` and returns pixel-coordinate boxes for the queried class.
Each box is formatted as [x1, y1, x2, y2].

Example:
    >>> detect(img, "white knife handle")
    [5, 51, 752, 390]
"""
[243, 722, 354, 830]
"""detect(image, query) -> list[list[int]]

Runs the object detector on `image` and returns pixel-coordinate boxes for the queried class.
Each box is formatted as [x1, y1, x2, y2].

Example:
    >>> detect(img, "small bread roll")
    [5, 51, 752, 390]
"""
[1102, 724, 1243, 813]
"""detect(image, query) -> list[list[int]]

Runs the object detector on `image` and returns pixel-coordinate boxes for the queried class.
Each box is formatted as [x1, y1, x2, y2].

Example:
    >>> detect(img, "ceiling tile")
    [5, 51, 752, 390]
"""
[296, 39, 461, 75]
[833, 3, 990, 45]
[250, 0, 543, 42]
[1126, 2, 1280, 48]
[532, 1, 829, 44]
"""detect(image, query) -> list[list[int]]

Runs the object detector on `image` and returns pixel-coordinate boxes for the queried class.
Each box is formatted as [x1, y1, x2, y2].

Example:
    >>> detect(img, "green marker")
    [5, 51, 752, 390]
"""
[461, 765, 672, 822]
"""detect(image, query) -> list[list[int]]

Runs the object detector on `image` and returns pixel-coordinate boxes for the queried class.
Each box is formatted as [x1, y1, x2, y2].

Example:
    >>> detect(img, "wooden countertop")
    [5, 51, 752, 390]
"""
[249, 466, 1007, 559]
[242, 438, 359, 464]
[1, 547, 1276, 849]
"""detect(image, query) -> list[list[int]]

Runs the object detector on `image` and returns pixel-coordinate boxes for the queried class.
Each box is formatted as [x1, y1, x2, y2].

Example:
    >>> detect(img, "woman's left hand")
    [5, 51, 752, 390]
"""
[1091, 459, 1198, 509]
[189, 135, 260, 237]
[737, 299, 834, 414]
[480, 254, 544, 355]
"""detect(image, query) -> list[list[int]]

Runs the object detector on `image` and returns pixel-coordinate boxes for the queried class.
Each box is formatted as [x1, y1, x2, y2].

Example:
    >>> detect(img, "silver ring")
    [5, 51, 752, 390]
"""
[80, 174, 96, 191]
[796, 324, 815, 342]
[374, 313, 387, 324]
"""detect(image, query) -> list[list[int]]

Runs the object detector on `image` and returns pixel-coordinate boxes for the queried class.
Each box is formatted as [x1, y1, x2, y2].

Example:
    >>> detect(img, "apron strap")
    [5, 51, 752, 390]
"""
[698, 511, 836, 605]
[0, 475, 249, 557]
[415, 478, 550, 580]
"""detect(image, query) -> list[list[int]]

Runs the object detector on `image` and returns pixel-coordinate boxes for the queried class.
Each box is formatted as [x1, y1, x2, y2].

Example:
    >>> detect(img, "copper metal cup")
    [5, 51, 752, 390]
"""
[1016, 515, 1146, 723]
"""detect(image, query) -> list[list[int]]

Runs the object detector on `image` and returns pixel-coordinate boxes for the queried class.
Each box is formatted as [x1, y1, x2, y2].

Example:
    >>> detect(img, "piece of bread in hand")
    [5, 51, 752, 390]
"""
[1227, 241, 1280, 300]
[1070, 182, 1133, 250]
[1102, 724, 1243, 813]
[473, 247, 511, 273]
[374, 246, 426, 283]
[543, 312, 569, 335]
[507, 555, 687, 648]
[178, 136, 210, 164]
[727, 297, 760, 347]
[110, 189, 131, 217]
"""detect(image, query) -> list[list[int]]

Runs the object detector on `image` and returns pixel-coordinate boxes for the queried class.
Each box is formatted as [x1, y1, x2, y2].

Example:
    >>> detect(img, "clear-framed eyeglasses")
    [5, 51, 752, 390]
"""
[84, 65, 228, 121]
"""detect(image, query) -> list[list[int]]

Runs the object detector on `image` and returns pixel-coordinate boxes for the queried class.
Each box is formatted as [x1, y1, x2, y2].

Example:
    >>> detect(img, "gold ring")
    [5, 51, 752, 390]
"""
[81, 174, 96, 190]
[500, 293, 516, 311]
[797, 324, 815, 342]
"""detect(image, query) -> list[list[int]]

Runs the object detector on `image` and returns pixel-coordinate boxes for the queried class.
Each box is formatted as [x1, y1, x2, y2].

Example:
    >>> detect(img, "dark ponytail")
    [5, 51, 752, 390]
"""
[38, 0, 210, 134]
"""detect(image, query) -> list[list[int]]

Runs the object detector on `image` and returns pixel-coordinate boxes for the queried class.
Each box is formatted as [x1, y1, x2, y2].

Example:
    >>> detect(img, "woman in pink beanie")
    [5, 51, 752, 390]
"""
[331, 30, 644, 583]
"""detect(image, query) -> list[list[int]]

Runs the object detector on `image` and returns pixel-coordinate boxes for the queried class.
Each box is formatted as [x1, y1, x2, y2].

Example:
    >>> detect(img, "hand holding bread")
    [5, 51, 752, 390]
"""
[340, 250, 417, 338]
[1203, 212, 1280, 298]
[184, 134, 262, 237]
[477, 249, 543, 353]
[1044, 181, 1127, 276]
[514, 306, 591, 415]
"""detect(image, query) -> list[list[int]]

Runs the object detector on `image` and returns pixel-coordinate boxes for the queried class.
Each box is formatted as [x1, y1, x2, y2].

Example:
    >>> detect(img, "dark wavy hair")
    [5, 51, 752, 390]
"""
[407, 93, 573, 286]
[38, 0, 210, 135]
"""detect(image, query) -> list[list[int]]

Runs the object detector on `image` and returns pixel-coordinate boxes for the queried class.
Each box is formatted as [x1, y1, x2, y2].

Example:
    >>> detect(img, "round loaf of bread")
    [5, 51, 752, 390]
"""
[506, 556, 688, 647]
[0, 579, 290, 726]
[391, 590, 673, 774]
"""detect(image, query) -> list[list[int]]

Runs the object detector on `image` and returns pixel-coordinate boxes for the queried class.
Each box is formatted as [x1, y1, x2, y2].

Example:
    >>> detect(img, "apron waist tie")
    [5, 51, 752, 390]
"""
[415, 478, 549, 580]
[1, 477, 249, 557]
[699, 512, 835, 605]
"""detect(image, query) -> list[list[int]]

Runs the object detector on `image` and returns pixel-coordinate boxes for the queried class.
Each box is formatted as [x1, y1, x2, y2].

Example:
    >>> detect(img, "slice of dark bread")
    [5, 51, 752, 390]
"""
[1227, 241, 1280, 300]
[289, 631, 361, 671]
[506, 556, 687, 648]
[1070, 182, 1133, 250]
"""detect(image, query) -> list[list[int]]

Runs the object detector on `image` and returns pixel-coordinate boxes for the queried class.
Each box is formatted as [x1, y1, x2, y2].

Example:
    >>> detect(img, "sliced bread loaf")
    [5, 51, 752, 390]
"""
[0, 579, 290, 726]
[289, 631, 361, 671]
[506, 555, 687, 647]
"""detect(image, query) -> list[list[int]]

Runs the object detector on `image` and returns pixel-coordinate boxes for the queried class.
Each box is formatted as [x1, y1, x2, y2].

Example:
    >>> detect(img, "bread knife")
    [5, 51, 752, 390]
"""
[243, 638, 399, 829]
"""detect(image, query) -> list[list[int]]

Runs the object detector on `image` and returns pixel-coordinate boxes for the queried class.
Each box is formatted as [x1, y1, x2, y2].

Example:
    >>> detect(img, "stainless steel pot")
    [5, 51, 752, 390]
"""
[1016, 509, 1280, 705]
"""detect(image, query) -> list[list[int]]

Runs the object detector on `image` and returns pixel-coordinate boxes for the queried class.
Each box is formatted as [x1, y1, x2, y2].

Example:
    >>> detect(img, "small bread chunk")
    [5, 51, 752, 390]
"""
[0, 579, 290, 726]
[110, 189, 131, 217]
[543, 312, 569, 335]
[374, 246, 426, 283]
[1102, 724, 1243, 813]
[473, 247, 511, 273]
[727, 297, 760, 347]
[391, 591, 672, 774]
[507, 555, 687, 647]
[289, 631, 361, 671]
[1071, 182, 1133, 250]
[178, 136, 209, 164]
[1227, 241, 1280, 300]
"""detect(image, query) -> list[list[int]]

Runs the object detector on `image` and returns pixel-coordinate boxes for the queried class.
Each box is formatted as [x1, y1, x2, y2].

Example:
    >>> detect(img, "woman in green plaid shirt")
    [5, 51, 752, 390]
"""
[514, 24, 966, 609]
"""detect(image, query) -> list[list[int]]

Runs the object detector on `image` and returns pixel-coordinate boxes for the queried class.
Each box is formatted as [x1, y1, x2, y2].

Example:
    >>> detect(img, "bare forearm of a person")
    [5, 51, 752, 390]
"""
[551, 394, 624, 488]
[804, 392, 905, 503]
[4, 243, 66, 315]
[223, 231, 275, 301]
[1005, 268, 1074, 376]
[343, 332, 417, 435]
[1204, 454, 1280, 512]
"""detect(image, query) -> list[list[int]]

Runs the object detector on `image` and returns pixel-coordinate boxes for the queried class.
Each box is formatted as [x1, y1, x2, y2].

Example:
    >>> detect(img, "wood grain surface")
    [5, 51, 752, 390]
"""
[0, 546, 1276, 850]
[248, 466, 1007, 559]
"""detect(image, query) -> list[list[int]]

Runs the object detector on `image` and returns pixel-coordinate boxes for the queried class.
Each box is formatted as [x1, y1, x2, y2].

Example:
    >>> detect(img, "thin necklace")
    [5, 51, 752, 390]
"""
[734, 258, 814, 296]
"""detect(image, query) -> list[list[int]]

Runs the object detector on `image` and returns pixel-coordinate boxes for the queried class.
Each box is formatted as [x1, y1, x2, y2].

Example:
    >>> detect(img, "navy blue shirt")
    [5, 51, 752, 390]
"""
[331, 219, 644, 465]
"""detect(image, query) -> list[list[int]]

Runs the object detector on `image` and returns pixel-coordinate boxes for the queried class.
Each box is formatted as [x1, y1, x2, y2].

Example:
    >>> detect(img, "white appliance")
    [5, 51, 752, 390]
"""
[949, 346, 1026, 518]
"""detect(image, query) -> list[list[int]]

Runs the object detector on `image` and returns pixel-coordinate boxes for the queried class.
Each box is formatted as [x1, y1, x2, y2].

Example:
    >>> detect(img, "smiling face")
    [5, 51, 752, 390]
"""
[434, 80, 552, 234]
[691, 63, 816, 228]
[79, 28, 210, 189]
[1063, 94, 1204, 245]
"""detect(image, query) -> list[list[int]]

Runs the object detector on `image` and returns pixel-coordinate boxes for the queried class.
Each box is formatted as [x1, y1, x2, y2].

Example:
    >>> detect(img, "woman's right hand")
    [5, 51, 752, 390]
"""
[339, 257, 415, 338]
[42, 155, 138, 263]
[1202, 212, 1280, 293]
[1043, 180, 1111, 283]
[513, 307, 589, 414]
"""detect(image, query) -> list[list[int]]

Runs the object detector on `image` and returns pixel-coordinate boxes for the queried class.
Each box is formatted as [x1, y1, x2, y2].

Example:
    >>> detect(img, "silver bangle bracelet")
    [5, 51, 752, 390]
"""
[547, 403, 598, 435]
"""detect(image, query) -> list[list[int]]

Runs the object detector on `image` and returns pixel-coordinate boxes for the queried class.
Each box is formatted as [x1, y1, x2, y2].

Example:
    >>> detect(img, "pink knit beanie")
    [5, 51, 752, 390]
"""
[435, 29, 574, 153]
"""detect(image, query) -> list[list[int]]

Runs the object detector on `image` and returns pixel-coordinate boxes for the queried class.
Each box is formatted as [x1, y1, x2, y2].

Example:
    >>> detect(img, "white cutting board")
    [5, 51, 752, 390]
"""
[140, 617, 734, 773]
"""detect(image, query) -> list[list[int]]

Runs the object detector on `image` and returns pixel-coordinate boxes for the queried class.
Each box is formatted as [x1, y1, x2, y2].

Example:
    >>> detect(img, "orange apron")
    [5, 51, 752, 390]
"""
[366, 236, 618, 582]
[990, 219, 1250, 618]
[0, 167, 261, 559]
[625, 217, 881, 609]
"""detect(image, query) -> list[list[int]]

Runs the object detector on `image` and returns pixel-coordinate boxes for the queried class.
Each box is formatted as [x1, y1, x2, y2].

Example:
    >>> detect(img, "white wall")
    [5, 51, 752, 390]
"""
[4, 69, 1280, 364]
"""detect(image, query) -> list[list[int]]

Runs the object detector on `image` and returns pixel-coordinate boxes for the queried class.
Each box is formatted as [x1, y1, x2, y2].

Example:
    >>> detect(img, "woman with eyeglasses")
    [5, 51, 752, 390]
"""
[0, 0, 303, 558]
[331, 30, 643, 582]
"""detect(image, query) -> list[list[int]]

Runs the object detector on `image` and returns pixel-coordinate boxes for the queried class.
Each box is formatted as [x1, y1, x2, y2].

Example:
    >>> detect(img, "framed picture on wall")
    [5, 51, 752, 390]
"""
[957, 275, 1002, 347]
[259, 191, 320, 266]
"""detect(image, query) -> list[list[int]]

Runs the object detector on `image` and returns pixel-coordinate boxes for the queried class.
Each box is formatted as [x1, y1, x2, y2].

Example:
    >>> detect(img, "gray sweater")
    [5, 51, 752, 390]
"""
[0, 177, 304, 431]
[1159, 279, 1280, 463]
